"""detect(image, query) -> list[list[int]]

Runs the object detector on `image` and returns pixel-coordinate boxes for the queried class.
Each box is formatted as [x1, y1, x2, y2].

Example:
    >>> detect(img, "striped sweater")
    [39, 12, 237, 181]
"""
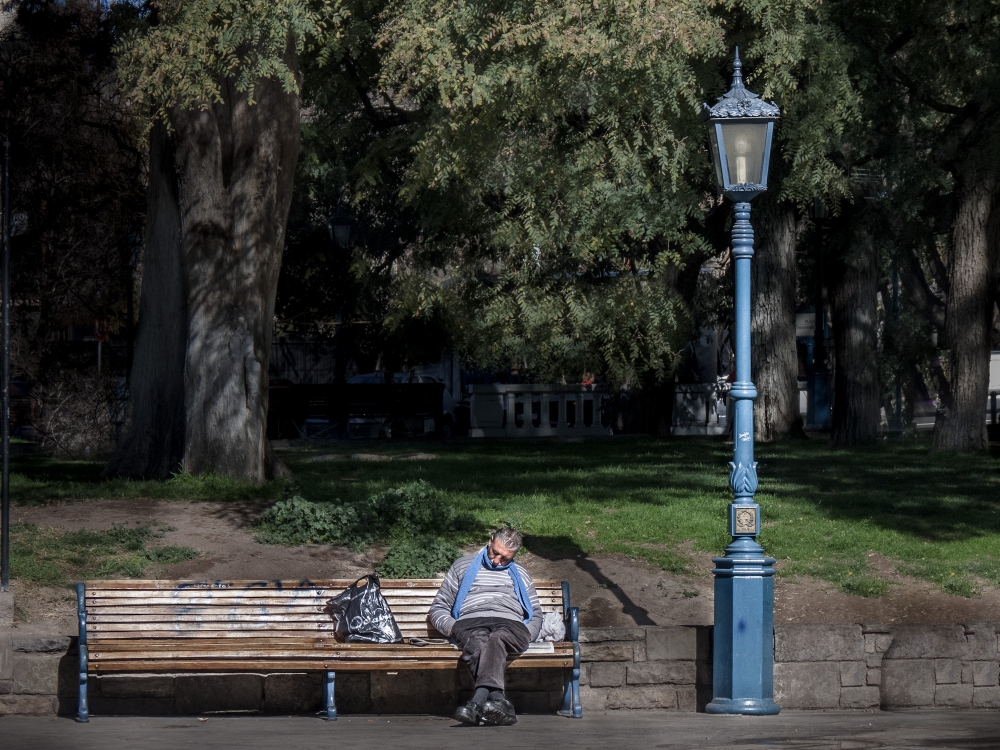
[429, 553, 543, 641]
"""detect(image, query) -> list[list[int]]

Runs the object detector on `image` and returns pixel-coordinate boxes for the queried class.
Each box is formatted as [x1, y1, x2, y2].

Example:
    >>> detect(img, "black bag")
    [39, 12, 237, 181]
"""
[326, 574, 403, 644]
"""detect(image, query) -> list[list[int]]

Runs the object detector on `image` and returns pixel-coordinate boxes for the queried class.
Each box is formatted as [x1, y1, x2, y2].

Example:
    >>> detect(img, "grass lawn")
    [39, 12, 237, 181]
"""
[8, 438, 1000, 597]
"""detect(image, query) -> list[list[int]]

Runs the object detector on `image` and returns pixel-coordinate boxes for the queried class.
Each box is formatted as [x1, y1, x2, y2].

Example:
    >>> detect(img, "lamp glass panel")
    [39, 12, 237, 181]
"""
[332, 224, 351, 249]
[707, 125, 725, 188]
[720, 121, 768, 186]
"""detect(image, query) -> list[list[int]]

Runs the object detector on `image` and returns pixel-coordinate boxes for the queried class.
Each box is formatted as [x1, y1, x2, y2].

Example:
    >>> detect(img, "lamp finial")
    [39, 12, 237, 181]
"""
[731, 48, 744, 90]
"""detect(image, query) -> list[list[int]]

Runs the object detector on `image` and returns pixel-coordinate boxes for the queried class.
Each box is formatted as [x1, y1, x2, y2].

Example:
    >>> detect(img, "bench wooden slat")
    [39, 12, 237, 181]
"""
[90, 658, 575, 672]
[84, 579, 566, 589]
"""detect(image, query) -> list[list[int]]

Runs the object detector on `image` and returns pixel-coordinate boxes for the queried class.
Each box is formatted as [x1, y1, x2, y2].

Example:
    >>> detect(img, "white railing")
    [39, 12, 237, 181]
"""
[673, 382, 729, 436]
[467, 384, 612, 438]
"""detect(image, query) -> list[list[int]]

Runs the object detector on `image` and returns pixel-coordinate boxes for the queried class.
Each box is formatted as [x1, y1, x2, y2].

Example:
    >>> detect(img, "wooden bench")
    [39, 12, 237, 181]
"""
[75, 578, 582, 722]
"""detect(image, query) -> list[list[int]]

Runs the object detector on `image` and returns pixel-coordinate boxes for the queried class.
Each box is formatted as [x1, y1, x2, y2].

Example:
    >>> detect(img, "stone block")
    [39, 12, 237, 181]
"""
[874, 635, 893, 653]
[97, 675, 175, 699]
[676, 685, 696, 712]
[645, 627, 703, 661]
[861, 623, 891, 634]
[579, 627, 646, 643]
[962, 662, 974, 684]
[589, 662, 624, 688]
[0, 679, 11, 694]
[87, 696, 175, 716]
[11, 636, 73, 653]
[262, 673, 323, 713]
[935, 683, 973, 707]
[966, 624, 1000, 660]
[866, 669, 881, 687]
[773, 662, 840, 709]
[884, 625, 967, 660]
[506, 668, 562, 693]
[935, 659, 960, 684]
[0, 694, 58, 715]
[334, 671, 371, 714]
[864, 635, 876, 654]
[840, 662, 865, 687]
[174, 674, 263, 714]
[581, 642, 633, 662]
[865, 653, 883, 668]
[0, 590, 12, 629]
[840, 686, 880, 709]
[774, 624, 863, 662]
[881, 660, 935, 707]
[626, 662, 696, 685]
[697, 661, 712, 687]
[13, 653, 63, 695]
[606, 685, 677, 710]
[371, 670, 454, 714]
[973, 687, 1000, 708]
[0, 636, 10, 681]
[578, 685, 608, 711]
[506, 690, 559, 713]
[973, 661, 998, 687]
[633, 641, 647, 662]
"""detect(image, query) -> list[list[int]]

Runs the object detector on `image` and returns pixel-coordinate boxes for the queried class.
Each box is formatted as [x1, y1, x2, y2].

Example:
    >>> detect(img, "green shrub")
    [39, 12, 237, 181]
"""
[253, 480, 471, 548]
[377, 535, 462, 578]
[253, 495, 360, 545]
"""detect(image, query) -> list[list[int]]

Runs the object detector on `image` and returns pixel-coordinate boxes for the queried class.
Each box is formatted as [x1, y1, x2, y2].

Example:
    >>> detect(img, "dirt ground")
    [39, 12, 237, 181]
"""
[10, 498, 1000, 636]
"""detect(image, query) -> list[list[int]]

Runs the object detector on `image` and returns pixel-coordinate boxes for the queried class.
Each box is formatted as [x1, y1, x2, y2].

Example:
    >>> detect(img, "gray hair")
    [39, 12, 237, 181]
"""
[491, 527, 522, 551]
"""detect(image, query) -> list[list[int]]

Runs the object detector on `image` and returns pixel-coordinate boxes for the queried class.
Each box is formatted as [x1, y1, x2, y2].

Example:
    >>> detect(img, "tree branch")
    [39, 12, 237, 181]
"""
[898, 246, 946, 330]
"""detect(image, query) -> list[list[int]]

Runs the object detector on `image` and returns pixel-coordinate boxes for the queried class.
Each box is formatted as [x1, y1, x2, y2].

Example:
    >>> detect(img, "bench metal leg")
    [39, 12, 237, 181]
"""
[560, 668, 573, 715]
[324, 670, 337, 720]
[76, 583, 89, 723]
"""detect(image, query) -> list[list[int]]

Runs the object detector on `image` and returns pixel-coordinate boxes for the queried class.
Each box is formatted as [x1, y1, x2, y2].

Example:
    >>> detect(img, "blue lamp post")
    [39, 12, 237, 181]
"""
[700, 49, 780, 716]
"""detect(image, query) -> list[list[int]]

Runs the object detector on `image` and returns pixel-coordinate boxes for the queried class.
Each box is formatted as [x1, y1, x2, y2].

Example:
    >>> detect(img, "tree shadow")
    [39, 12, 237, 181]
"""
[523, 533, 656, 625]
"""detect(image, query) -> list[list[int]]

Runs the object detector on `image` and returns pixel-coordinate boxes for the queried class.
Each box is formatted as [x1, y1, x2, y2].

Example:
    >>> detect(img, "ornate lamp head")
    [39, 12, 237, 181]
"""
[700, 49, 780, 201]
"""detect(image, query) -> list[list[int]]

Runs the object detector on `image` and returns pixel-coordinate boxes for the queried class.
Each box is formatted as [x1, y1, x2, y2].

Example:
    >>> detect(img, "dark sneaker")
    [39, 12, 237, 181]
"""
[453, 701, 482, 725]
[480, 698, 517, 726]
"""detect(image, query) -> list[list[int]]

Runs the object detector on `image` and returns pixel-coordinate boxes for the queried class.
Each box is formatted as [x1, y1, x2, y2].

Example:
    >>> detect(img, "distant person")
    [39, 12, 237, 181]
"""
[429, 528, 542, 726]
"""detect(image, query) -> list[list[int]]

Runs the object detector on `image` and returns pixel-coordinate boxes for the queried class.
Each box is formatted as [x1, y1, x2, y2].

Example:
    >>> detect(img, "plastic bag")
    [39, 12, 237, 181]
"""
[326, 574, 403, 644]
[535, 611, 566, 642]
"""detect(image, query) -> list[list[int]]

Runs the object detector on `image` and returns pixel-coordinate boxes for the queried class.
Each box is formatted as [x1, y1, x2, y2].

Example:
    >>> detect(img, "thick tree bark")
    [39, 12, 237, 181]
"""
[103, 122, 188, 478]
[106, 51, 301, 481]
[829, 225, 880, 447]
[750, 197, 803, 442]
[932, 160, 999, 451]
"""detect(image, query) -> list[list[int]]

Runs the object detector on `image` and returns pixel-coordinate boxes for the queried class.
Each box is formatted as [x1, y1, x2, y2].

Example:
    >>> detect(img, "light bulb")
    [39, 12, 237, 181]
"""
[735, 139, 749, 184]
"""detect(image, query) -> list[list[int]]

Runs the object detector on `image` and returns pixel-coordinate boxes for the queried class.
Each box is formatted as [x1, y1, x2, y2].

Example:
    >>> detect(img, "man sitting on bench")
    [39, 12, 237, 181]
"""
[429, 527, 542, 726]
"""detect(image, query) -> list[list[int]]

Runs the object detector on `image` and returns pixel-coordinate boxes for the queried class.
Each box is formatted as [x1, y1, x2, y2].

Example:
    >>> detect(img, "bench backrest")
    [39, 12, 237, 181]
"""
[82, 578, 568, 642]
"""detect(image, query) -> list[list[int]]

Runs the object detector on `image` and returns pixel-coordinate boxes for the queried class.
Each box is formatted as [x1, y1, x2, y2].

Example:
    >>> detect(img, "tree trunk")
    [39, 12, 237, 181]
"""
[750, 197, 803, 441]
[931, 161, 999, 451]
[829, 224, 880, 447]
[106, 52, 301, 481]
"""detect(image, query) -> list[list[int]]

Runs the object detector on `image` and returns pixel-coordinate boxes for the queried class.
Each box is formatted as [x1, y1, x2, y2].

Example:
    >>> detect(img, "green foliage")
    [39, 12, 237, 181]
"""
[116, 0, 348, 123]
[377, 535, 462, 577]
[10, 521, 199, 586]
[276, 437, 1000, 597]
[254, 495, 361, 545]
[254, 479, 472, 546]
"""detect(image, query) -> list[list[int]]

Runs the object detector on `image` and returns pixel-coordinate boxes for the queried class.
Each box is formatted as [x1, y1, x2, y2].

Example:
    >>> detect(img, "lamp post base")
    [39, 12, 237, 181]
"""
[709, 536, 779, 715]
[705, 697, 781, 715]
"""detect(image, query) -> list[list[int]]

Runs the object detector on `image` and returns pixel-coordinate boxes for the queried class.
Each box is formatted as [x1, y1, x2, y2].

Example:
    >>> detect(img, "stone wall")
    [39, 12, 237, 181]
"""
[774, 623, 1000, 710]
[577, 626, 712, 711]
[2, 623, 999, 716]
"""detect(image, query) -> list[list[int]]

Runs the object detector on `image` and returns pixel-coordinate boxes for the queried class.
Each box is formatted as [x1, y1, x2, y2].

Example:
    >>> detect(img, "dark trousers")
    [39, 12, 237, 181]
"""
[452, 616, 531, 691]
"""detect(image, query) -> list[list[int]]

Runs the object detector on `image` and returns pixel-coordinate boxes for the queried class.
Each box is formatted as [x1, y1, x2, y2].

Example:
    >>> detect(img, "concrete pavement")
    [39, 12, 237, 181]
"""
[2, 710, 999, 750]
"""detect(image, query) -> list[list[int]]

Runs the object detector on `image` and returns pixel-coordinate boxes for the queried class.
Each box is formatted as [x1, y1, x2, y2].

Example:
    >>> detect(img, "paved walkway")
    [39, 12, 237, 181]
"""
[3, 711, 998, 750]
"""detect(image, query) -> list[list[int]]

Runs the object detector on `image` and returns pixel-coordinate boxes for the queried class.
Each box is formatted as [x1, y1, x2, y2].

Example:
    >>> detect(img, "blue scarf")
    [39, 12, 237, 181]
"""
[452, 546, 533, 625]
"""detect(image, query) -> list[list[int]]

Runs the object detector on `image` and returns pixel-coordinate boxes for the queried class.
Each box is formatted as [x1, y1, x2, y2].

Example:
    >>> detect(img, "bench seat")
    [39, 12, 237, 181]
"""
[76, 578, 582, 721]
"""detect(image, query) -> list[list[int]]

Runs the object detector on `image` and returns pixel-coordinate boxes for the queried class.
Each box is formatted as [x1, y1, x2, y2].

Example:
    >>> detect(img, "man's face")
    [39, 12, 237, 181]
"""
[487, 538, 516, 566]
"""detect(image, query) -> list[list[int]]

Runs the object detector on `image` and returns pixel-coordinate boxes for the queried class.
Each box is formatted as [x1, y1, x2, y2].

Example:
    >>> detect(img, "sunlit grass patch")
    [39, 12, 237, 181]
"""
[10, 521, 198, 585]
